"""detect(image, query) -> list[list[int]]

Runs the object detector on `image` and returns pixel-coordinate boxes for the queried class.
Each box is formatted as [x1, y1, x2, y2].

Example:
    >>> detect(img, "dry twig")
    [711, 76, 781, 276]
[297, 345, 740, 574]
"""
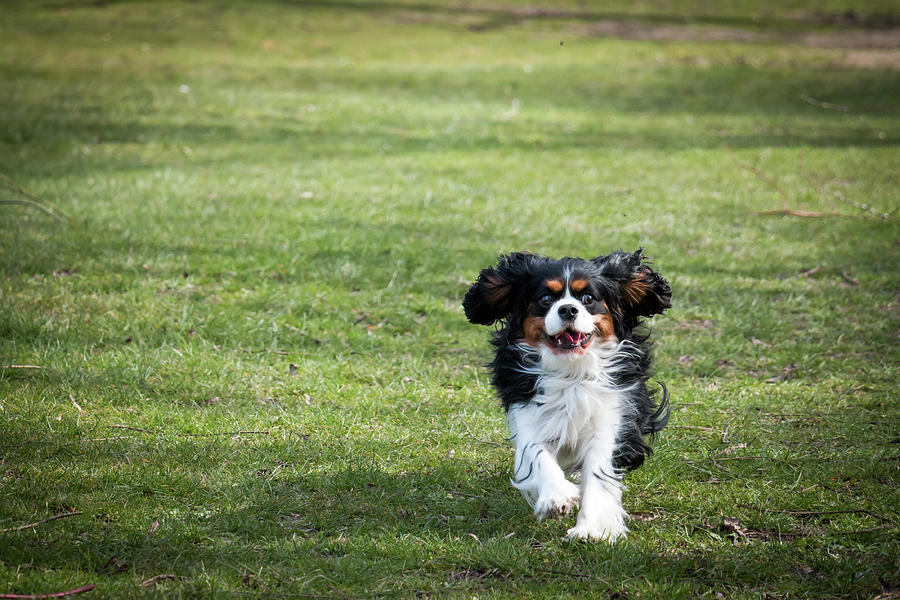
[0, 511, 83, 534]
[755, 209, 844, 218]
[727, 148, 877, 219]
[0, 585, 96, 599]
[725, 147, 788, 210]
[140, 575, 178, 587]
[794, 265, 822, 278]
[69, 395, 84, 413]
[0, 175, 71, 221]
[106, 424, 151, 433]
[800, 158, 891, 219]
[106, 425, 269, 437]
[840, 271, 860, 286]
[800, 94, 850, 112]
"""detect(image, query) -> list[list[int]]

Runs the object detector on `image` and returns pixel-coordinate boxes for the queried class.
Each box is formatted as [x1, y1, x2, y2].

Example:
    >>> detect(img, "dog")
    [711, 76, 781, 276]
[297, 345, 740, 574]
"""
[463, 249, 671, 541]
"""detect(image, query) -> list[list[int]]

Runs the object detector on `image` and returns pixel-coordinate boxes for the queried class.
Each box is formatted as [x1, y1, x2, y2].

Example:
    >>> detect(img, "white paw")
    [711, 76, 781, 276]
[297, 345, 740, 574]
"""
[533, 481, 580, 520]
[564, 520, 628, 543]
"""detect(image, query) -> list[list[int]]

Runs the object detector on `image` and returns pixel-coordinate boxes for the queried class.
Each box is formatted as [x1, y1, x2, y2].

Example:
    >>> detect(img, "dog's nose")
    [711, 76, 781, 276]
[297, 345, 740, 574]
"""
[557, 304, 578, 321]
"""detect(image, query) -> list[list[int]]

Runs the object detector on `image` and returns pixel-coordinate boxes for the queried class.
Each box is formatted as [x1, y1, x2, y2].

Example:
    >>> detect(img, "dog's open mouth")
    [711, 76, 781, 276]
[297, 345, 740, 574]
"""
[547, 328, 593, 353]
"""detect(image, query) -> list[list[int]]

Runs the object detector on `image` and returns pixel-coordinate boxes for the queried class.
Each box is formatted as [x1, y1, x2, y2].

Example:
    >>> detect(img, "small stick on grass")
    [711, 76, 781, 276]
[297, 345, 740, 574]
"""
[107, 424, 152, 433]
[69, 395, 84, 413]
[106, 425, 269, 437]
[140, 575, 178, 587]
[2, 365, 43, 370]
[0, 585, 96, 599]
[725, 146, 789, 210]
[726, 148, 861, 218]
[755, 209, 844, 218]
[178, 430, 270, 437]
[788, 265, 822, 279]
[0, 511, 83, 534]
[800, 94, 850, 112]
[0, 175, 71, 221]
[800, 155, 891, 219]
[840, 271, 859, 286]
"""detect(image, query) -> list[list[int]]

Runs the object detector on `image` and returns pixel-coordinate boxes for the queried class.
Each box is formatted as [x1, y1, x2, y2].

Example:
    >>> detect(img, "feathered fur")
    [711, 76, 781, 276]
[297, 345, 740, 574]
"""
[463, 249, 671, 541]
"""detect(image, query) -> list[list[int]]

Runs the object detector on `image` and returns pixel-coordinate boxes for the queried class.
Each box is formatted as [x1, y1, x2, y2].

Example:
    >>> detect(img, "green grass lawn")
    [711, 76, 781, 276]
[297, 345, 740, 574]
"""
[1, 1, 898, 598]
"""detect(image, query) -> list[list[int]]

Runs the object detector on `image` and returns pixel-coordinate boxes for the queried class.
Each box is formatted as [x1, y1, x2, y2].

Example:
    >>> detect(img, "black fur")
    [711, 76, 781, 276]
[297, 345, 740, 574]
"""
[464, 249, 671, 471]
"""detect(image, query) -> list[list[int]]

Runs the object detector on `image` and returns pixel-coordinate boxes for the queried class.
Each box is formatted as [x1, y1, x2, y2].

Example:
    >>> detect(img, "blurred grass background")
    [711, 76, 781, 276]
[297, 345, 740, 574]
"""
[1, 1, 898, 598]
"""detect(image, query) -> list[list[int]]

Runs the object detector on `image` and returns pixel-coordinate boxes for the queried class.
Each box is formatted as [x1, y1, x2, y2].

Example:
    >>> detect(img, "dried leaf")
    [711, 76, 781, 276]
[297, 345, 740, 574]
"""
[765, 363, 799, 383]
[717, 443, 748, 456]
[99, 556, 128, 574]
[721, 516, 750, 540]
[630, 513, 660, 522]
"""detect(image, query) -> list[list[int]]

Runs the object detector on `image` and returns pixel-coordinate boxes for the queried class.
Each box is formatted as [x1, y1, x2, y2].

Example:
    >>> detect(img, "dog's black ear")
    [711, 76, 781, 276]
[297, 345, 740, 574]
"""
[463, 252, 539, 326]
[593, 248, 671, 319]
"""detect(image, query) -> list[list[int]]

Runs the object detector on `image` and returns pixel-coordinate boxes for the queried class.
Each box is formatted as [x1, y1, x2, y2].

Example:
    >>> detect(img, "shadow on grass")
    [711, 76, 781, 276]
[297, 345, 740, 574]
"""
[4, 58, 899, 183]
[0, 428, 893, 597]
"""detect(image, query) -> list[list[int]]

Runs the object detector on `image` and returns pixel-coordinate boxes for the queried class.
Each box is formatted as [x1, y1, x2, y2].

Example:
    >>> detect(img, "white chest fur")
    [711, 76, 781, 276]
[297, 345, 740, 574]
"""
[514, 341, 634, 464]
[506, 341, 636, 541]
[531, 375, 623, 468]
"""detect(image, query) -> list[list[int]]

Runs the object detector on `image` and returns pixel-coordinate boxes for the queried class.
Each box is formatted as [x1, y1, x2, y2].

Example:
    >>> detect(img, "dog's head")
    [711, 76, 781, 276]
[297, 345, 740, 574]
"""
[463, 249, 671, 355]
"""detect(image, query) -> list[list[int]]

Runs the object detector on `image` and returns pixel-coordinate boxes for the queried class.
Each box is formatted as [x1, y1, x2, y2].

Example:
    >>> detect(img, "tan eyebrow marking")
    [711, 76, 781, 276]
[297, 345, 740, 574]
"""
[570, 279, 590, 293]
[545, 279, 564, 293]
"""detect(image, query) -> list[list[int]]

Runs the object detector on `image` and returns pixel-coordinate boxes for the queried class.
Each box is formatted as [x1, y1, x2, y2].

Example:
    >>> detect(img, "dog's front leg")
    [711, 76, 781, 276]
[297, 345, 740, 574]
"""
[507, 404, 580, 520]
[566, 437, 628, 542]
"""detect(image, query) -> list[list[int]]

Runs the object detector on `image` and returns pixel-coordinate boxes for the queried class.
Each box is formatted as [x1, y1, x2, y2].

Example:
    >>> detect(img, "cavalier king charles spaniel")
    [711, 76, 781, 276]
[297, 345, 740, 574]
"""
[463, 249, 671, 542]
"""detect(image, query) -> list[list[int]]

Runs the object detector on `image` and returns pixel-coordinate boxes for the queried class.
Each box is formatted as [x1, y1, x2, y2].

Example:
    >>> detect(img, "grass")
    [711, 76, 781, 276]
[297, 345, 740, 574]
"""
[1, 0, 898, 598]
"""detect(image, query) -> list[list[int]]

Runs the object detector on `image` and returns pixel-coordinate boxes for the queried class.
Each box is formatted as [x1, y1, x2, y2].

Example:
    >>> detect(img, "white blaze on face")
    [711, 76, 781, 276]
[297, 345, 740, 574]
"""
[544, 292, 595, 337]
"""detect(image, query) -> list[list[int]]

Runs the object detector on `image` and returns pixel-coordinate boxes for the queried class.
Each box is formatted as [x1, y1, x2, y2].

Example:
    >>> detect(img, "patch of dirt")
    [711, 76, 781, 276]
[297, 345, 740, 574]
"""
[828, 49, 900, 69]
[800, 28, 900, 49]
[393, 2, 900, 67]
[584, 20, 900, 51]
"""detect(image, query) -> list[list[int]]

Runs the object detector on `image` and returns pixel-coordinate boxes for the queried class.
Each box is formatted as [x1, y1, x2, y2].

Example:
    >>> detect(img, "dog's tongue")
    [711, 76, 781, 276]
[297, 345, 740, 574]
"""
[559, 330, 583, 345]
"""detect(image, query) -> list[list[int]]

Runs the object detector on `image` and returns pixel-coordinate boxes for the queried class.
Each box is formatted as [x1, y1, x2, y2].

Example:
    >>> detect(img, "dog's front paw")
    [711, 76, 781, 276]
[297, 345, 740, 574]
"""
[534, 481, 580, 520]
[564, 520, 628, 543]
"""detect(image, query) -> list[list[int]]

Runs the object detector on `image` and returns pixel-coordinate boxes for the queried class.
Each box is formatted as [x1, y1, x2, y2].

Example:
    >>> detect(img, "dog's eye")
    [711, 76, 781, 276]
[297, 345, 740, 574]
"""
[581, 294, 594, 306]
[539, 294, 553, 307]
